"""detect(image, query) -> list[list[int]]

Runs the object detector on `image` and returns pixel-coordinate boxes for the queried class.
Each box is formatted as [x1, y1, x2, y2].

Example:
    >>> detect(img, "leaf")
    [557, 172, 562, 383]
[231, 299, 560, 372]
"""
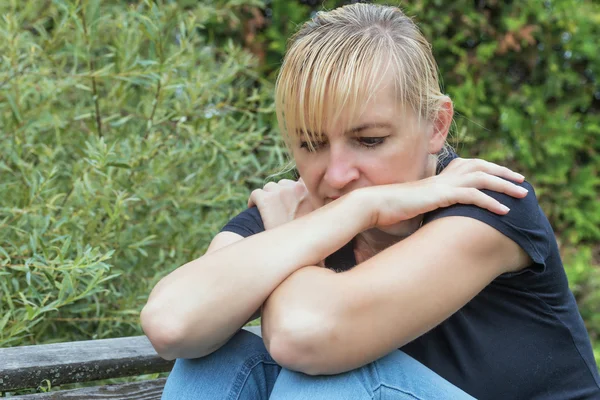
[58, 274, 74, 301]
[25, 304, 35, 321]
[106, 162, 132, 169]
[60, 236, 72, 256]
[0, 310, 11, 333]
[109, 115, 134, 127]
[6, 94, 23, 123]
[74, 113, 93, 121]
[74, 83, 92, 92]
[0, 246, 11, 264]
[138, 15, 158, 40]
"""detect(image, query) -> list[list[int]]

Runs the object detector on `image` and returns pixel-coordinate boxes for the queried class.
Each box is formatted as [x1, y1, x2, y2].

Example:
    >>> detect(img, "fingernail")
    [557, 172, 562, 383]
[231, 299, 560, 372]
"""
[501, 205, 510, 213]
[518, 187, 529, 194]
[516, 173, 525, 180]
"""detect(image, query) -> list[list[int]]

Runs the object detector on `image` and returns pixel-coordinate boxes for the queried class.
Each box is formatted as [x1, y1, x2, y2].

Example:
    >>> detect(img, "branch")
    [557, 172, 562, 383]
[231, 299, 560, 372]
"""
[79, 5, 103, 137]
[144, 78, 161, 139]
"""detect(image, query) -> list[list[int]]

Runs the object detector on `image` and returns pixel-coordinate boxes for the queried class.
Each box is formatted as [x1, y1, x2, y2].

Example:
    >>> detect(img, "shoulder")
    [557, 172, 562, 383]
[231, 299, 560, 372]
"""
[424, 178, 553, 272]
[430, 151, 553, 268]
[220, 206, 265, 237]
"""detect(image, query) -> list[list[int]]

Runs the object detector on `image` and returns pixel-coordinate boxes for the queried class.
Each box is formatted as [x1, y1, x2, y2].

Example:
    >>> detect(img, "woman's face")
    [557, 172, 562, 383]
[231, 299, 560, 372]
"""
[292, 78, 439, 216]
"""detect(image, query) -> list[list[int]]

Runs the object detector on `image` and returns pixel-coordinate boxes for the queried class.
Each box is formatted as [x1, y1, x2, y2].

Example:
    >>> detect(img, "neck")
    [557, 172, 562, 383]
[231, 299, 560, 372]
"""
[353, 154, 438, 263]
[354, 216, 423, 261]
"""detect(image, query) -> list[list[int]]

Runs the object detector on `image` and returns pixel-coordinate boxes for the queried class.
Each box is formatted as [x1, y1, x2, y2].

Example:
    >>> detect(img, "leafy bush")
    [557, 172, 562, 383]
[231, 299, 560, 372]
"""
[0, 0, 284, 348]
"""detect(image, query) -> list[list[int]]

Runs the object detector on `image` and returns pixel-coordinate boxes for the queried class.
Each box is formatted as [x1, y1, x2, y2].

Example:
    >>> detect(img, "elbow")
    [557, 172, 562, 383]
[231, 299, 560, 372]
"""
[268, 335, 322, 376]
[140, 302, 187, 360]
[141, 299, 225, 361]
[261, 266, 340, 374]
[265, 311, 331, 376]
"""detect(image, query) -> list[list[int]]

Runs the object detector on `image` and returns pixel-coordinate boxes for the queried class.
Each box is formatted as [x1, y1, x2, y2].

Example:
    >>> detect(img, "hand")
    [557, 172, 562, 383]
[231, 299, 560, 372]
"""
[248, 178, 316, 231]
[359, 158, 528, 229]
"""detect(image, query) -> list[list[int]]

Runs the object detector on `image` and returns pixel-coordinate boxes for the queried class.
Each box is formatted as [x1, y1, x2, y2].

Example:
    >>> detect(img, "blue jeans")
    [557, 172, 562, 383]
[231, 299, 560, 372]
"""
[161, 329, 475, 399]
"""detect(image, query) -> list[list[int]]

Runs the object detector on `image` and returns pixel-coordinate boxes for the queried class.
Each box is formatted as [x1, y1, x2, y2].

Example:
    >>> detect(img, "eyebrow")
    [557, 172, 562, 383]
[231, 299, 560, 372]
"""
[296, 123, 393, 137]
[346, 123, 393, 134]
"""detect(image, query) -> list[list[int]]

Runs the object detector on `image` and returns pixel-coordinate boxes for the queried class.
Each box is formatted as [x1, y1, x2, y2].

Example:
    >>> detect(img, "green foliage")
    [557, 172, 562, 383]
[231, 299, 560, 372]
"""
[1, 0, 599, 392]
[0, 0, 285, 350]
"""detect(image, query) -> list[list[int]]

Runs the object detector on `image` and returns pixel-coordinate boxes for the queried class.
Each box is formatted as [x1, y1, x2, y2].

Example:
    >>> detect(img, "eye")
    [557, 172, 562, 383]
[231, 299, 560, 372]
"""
[300, 140, 328, 152]
[357, 137, 387, 147]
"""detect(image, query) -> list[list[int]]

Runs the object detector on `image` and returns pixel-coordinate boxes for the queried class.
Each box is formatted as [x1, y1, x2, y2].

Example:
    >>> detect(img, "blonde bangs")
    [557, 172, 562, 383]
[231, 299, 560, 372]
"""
[275, 30, 397, 150]
[274, 3, 447, 154]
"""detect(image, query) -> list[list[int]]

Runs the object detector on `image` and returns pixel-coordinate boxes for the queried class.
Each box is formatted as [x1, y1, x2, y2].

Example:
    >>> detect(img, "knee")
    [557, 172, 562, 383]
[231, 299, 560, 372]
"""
[214, 329, 267, 359]
[168, 329, 270, 382]
[173, 329, 268, 373]
[269, 367, 374, 399]
[162, 330, 272, 398]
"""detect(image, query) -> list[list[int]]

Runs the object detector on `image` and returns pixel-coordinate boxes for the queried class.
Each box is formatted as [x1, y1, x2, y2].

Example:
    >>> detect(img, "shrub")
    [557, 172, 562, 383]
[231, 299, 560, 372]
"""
[0, 0, 284, 347]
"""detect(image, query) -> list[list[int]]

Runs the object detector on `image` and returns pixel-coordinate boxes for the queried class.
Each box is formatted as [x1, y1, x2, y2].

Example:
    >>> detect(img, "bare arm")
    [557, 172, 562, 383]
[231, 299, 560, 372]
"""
[140, 194, 370, 360]
[262, 216, 531, 375]
[260, 160, 530, 373]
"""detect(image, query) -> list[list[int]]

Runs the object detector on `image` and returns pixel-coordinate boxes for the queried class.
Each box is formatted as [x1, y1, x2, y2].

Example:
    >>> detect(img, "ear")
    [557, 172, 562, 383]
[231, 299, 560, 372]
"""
[427, 97, 454, 154]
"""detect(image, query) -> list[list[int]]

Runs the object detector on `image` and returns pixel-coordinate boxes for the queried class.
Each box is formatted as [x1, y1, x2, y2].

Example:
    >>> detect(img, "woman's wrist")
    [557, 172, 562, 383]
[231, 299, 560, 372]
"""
[280, 192, 370, 266]
[345, 188, 378, 231]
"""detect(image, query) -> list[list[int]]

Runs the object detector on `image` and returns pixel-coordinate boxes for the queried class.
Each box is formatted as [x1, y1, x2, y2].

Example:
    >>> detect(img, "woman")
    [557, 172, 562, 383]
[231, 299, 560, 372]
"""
[141, 3, 600, 399]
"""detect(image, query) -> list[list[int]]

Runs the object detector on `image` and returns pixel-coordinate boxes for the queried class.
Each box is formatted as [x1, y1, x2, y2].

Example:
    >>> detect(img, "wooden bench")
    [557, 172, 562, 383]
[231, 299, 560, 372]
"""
[0, 326, 262, 399]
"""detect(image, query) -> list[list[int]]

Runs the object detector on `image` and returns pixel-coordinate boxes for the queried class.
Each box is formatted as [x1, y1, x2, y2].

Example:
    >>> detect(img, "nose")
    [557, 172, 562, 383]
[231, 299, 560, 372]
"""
[323, 146, 359, 190]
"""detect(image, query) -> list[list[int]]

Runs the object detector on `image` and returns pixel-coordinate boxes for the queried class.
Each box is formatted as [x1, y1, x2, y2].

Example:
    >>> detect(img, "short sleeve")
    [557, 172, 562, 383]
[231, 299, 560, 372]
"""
[422, 180, 552, 273]
[220, 206, 265, 238]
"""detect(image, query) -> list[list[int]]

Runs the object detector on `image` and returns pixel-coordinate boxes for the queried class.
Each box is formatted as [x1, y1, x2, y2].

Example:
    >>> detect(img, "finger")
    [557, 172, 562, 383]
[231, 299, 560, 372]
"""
[463, 159, 525, 183]
[277, 179, 297, 187]
[453, 188, 510, 215]
[248, 189, 262, 208]
[263, 182, 279, 192]
[294, 180, 308, 196]
[465, 172, 529, 198]
[296, 177, 307, 189]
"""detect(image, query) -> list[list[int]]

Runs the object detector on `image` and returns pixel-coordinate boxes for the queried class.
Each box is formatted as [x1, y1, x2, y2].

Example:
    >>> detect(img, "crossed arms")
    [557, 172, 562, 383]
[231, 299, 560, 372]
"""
[141, 187, 530, 373]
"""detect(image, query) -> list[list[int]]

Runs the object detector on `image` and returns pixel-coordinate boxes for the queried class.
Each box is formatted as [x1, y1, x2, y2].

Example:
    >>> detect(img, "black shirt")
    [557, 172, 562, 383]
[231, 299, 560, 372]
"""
[220, 153, 600, 399]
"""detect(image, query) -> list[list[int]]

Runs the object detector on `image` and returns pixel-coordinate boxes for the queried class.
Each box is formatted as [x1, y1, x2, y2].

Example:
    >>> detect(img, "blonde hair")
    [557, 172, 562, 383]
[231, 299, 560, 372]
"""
[275, 3, 451, 154]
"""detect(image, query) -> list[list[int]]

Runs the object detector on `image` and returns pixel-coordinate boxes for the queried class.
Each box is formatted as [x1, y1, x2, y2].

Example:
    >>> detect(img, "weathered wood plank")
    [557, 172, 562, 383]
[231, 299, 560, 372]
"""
[12, 378, 166, 399]
[0, 336, 173, 392]
[0, 326, 262, 392]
